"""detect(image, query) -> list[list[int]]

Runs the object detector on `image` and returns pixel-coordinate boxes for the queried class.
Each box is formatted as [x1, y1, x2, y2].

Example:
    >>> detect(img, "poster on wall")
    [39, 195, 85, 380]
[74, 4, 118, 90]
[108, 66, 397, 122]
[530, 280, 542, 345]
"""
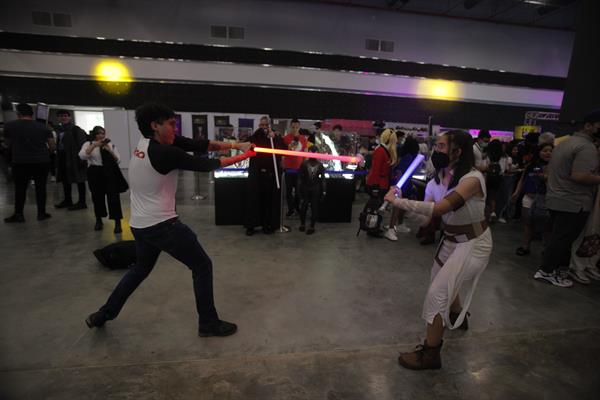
[238, 118, 254, 142]
[192, 114, 208, 141]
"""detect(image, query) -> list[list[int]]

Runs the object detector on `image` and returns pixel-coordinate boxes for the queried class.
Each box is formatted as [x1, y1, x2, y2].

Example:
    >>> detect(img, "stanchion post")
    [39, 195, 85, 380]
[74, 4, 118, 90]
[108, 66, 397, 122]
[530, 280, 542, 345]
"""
[278, 170, 291, 233]
[191, 171, 206, 200]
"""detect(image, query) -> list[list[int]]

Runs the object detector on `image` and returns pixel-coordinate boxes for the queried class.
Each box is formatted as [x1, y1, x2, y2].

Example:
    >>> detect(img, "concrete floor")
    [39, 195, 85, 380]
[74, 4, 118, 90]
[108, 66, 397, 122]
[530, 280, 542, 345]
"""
[1, 171, 600, 400]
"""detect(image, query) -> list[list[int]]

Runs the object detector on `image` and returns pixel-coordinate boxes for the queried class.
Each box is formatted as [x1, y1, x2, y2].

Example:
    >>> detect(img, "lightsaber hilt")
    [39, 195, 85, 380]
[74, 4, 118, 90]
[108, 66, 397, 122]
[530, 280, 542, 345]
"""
[269, 137, 281, 189]
[379, 154, 425, 212]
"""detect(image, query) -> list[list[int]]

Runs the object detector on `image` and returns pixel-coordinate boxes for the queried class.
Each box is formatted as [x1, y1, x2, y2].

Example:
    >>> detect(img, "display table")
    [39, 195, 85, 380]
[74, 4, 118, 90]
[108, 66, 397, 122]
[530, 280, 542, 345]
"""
[214, 171, 356, 225]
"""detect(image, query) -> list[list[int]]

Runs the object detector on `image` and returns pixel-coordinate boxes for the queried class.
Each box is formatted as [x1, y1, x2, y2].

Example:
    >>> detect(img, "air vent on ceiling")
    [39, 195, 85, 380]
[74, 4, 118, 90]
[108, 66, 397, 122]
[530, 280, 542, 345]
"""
[228, 26, 245, 39]
[380, 40, 394, 52]
[32, 11, 52, 26]
[53, 13, 72, 27]
[211, 25, 227, 38]
[365, 39, 380, 51]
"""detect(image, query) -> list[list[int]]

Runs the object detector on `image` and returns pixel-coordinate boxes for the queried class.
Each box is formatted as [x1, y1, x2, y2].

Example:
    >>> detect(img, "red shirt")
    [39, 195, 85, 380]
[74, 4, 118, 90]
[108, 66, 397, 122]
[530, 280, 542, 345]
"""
[366, 146, 391, 189]
[282, 133, 308, 170]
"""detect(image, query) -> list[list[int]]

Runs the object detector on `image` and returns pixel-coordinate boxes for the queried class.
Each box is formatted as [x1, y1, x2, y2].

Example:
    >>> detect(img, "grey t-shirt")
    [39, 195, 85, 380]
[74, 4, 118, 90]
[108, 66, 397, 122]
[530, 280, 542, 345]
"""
[5, 119, 52, 164]
[546, 132, 599, 212]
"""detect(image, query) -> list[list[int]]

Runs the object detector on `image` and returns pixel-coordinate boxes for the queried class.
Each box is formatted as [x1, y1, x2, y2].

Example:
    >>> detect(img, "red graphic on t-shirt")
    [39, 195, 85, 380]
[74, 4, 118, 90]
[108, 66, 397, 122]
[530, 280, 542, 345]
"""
[134, 149, 145, 159]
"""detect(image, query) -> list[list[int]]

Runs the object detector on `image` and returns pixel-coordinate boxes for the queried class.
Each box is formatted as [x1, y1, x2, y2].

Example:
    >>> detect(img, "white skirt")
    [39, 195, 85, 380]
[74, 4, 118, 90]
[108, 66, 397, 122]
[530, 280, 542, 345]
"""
[422, 228, 493, 329]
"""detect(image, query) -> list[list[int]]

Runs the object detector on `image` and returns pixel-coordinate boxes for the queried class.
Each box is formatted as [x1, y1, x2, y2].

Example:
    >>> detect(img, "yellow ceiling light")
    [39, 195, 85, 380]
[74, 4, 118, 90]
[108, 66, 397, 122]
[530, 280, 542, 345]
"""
[92, 60, 133, 95]
[417, 79, 461, 101]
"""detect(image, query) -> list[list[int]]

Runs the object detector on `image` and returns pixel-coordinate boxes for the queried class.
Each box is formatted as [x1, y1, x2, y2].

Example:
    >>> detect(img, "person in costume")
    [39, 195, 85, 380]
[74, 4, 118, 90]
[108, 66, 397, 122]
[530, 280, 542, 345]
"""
[384, 129, 492, 370]
[244, 116, 287, 235]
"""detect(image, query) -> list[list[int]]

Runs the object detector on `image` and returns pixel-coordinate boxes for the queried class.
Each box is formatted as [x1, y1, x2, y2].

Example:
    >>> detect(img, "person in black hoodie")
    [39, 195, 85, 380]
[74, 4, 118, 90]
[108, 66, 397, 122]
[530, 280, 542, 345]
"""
[79, 126, 128, 233]
[244, 116, 286, 235]
[298, 146, 326, 234]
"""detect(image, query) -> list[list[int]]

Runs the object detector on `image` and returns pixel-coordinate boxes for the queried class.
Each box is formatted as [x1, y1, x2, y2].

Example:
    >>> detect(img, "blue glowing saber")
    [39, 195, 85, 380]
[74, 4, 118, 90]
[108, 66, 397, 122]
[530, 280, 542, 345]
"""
[395, 154, 425, 190]
[379, 153, 425, 212]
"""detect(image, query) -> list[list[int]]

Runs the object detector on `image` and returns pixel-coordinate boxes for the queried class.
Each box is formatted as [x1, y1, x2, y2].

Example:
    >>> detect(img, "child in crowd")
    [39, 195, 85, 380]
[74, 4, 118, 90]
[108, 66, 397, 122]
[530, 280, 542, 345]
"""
[511, 143, 554, 256]
[298, 146, 326, 234]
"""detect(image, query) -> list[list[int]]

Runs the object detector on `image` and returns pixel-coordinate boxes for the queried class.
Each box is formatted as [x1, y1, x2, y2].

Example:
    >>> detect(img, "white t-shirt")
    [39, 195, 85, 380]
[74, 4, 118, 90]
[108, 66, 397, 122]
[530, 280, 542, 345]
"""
[473, 143, 489, 170]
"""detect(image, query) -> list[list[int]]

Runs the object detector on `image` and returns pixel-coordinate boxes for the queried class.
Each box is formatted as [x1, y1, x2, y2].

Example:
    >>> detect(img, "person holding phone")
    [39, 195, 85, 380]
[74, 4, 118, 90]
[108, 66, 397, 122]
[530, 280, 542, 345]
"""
[79, 126, 126, 233]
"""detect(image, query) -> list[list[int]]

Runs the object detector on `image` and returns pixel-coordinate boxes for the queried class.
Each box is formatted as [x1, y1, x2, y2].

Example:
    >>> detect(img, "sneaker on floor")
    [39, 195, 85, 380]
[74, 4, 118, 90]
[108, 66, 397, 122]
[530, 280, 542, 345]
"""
[306, 227, 315, 235]
[286, 210, 294, 217]
[68, 202, 87, 211]
[383, 228, 398, 241]
[85, 311, 108, 328]
[497, 218, 507, 224]
[37, 212, 52, 221]
[54, 200, 73, 209]
[198, 320, 237, 337]
[396, 223, 411, 233]
[533, 269, 573, 288]
[568, 269, 590, 285]
[585, 267, 600, 281]
[4, 214, 25, 223]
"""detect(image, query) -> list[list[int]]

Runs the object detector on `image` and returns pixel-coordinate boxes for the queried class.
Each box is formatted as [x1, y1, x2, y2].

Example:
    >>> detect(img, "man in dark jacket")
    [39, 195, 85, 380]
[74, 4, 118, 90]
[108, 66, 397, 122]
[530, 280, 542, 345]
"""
[244, 116, 286, 235]
[4, 103, 55, 223]
[54, 109, 89, 210]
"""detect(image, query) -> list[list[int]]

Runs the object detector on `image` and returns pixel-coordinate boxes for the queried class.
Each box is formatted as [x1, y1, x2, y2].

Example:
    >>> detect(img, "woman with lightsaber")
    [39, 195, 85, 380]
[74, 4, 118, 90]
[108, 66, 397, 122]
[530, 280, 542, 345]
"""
[384, 130, 492, 370]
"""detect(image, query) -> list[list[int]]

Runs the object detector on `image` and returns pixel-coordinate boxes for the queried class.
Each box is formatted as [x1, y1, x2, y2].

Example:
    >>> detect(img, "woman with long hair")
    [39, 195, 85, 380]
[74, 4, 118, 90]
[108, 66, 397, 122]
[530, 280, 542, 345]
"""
[366, 128, 397, 200]
[511, 143, 553, 256]
[79, 126, 127, 233]
[384, 130, 492, 370]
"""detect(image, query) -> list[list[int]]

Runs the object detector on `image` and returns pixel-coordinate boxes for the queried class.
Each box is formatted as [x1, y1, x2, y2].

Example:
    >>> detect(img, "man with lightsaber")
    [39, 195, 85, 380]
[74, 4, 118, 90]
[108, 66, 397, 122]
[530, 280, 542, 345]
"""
[85, 103, 256, 337]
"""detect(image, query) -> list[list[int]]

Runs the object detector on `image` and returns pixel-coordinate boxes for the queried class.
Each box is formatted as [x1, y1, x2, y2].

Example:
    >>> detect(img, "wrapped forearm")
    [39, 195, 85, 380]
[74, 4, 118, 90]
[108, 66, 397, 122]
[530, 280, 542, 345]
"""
[391, 198, 434, 218]
[405, 211, 431, 227]
[220, 151, 252, 167]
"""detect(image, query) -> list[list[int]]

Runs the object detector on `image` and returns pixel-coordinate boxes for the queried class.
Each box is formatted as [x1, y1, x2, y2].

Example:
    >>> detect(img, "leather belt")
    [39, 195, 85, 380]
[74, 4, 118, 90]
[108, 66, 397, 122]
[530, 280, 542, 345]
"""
[443, 220, 488, 243]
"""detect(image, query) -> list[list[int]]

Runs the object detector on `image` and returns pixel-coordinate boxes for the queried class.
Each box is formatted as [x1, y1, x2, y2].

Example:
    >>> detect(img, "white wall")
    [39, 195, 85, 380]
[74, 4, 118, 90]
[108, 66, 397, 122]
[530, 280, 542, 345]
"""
[0, 0, 574, 77]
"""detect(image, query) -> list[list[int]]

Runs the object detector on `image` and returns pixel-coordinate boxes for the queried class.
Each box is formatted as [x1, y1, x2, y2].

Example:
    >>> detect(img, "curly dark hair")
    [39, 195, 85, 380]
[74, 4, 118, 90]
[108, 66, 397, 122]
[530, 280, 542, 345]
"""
[135, 103, 175, 137]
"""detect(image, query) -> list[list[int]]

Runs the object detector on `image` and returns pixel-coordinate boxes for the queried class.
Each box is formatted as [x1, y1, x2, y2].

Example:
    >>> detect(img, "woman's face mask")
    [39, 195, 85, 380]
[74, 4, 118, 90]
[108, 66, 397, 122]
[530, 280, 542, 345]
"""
[431, 151, 450, 170]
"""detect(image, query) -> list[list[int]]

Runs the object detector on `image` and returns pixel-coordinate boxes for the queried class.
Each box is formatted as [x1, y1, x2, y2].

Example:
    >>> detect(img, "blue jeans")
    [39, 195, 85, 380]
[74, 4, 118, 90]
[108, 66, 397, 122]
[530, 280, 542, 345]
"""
[100, 217, 219, 325]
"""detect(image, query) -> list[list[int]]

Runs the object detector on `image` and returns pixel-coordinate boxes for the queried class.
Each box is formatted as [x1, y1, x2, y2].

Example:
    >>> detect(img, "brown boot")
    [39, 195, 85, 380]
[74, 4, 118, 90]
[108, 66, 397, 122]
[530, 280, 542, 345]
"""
[449, 311, 470, 330]
[398, 340, 443, 370]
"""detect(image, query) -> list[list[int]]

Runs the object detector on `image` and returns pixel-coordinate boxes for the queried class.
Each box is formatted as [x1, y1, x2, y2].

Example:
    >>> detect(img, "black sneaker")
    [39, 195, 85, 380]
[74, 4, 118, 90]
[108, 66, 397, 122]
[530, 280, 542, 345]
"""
[262, 226, 274, 234]
[198, 320, 237, 337]
[306, 227, 315, 235]
[54, 201, 73, 209]
[68, 202, 87, 211]
[286, 210, 294, 217]
[94, 221, 103, 231]
[37, 212, 52, 221]
[85, 311, 108, 328]
[4, 214, 25, 223]
[246, 227, 255, 236]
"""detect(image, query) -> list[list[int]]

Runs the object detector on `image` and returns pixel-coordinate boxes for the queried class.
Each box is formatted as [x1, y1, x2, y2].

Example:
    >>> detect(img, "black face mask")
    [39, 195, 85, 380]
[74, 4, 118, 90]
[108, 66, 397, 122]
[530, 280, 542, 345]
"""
[431, 151, 450, 170]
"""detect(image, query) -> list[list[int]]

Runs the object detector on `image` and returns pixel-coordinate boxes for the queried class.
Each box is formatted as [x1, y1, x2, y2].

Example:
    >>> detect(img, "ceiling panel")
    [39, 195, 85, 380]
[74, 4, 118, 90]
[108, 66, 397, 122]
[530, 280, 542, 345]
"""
[289, 0, 581, 30]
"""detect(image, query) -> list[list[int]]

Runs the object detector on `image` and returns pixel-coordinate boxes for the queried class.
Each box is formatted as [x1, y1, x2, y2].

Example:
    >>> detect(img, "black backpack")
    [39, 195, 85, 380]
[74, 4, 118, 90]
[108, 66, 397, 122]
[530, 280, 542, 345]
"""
[93, 241, 137, 269]
[357, 189, 384, 237]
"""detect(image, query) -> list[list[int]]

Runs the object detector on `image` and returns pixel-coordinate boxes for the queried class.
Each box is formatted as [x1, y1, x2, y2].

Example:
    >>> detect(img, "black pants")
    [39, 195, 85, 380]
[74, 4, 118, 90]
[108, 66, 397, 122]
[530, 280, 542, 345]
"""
[57, 151, 86, 204]
[12, 163, 50, 215]
[285, 171, 300, 212]
[300, 187, 321, 228]
[100, 218, 219, 325]
[541, 209, 590, 273]
[87, 166, 122, 220]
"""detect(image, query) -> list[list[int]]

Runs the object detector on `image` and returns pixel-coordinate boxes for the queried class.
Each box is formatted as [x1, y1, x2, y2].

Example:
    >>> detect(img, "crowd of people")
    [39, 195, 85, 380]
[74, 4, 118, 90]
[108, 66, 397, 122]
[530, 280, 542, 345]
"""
[2, 102, 599, 371]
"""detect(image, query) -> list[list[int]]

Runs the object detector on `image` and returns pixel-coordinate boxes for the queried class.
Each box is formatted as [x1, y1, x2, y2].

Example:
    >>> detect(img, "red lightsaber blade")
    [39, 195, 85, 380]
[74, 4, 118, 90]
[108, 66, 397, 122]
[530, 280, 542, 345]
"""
[253, 147, 360, 164]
